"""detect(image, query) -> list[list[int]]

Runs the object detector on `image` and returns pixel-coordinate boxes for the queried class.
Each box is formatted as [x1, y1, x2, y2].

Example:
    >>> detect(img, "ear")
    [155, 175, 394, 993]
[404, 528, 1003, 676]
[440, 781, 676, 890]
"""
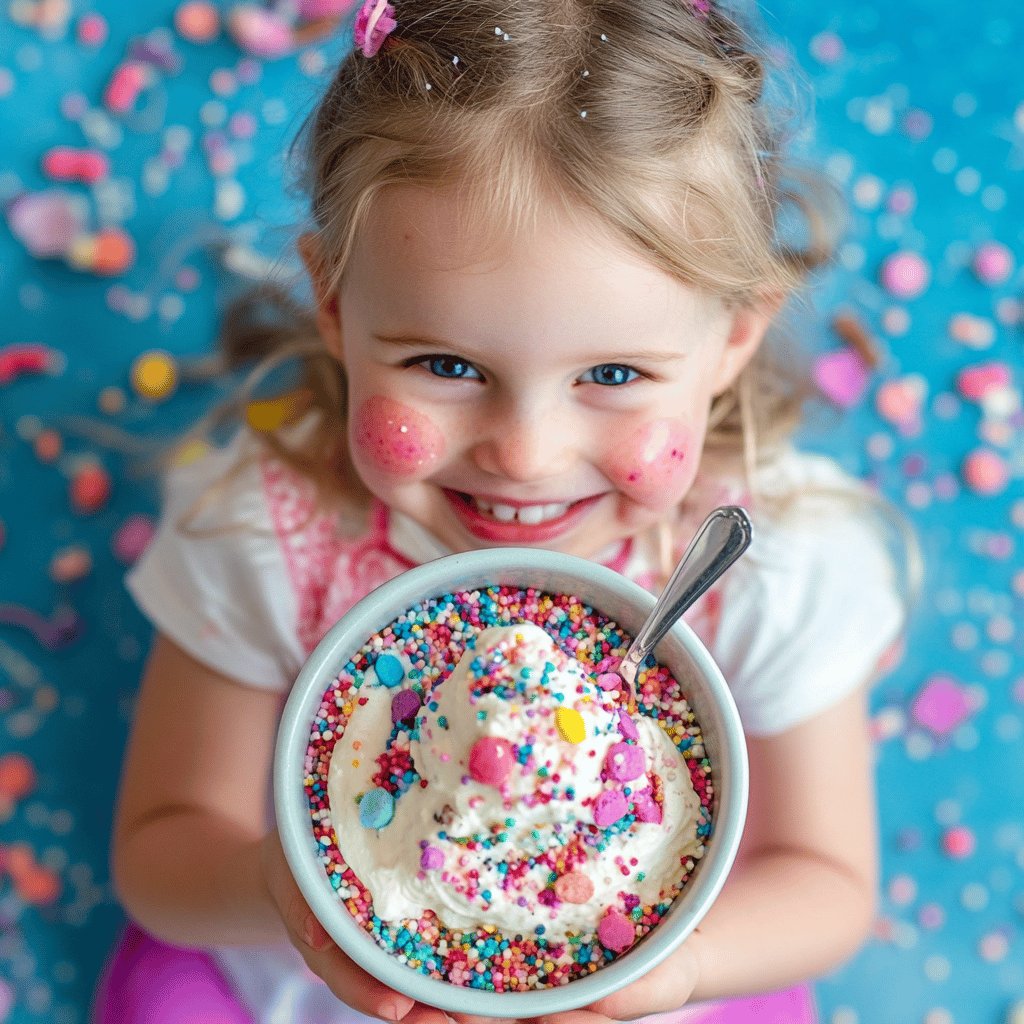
[298, 231, 343, 359]
[710, 294, 783, 396]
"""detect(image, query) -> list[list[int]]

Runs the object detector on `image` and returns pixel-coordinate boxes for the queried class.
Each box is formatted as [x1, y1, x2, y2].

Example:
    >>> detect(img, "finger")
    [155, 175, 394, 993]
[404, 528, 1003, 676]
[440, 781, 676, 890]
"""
[450, 1016, 522, 1024]
[402, 1004, 456, 1024]
[301, 941, 415, 1020]
[582, 953, 695, 1021]
[532, 1011, 611, 1024]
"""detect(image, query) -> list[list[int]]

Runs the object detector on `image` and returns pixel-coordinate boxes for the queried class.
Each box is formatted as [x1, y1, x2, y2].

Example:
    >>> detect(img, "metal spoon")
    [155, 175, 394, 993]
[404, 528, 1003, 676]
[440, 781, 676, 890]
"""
[617, 506, 753, 707]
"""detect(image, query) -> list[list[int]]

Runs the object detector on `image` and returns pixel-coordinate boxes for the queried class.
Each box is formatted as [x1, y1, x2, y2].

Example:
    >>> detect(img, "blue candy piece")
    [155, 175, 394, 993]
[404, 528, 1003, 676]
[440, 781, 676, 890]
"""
[358, 786, 395, 829]
[374, 653, 405, 688]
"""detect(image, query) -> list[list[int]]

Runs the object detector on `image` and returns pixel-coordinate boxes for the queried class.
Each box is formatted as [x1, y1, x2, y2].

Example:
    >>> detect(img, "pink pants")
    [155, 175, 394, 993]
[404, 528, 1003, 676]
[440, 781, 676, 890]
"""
[92, 922, 817, 1024]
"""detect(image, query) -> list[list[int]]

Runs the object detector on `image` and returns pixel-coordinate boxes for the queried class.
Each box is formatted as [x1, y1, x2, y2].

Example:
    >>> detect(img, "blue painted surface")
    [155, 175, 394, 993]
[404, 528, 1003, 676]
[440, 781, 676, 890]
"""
[0, 3, 1021, 1022]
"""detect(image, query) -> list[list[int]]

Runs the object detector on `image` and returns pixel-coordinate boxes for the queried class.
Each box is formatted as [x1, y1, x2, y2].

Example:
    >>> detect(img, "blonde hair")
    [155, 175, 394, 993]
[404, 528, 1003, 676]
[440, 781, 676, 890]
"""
[197, 0, 921, 609]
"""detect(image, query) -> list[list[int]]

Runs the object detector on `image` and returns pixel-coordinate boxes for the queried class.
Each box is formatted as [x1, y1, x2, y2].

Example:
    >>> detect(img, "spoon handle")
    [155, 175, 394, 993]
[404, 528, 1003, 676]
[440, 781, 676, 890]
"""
[619, 506, 753, 695]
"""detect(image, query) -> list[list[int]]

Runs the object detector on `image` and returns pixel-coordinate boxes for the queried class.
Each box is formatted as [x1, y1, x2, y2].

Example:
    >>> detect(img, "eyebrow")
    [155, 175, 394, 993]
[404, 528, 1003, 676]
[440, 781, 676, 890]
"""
[372, 333, 687, 364]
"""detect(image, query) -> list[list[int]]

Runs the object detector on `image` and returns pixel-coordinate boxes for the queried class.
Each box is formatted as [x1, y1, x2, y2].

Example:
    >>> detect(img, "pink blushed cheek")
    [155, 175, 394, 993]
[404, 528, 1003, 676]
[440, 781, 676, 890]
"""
[607, 419, 692, 508]
[353, 396, 446, 478]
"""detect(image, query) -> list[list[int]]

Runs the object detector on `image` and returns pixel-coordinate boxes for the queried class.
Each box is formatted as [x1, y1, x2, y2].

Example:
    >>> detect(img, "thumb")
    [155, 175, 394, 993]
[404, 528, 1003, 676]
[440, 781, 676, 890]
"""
[259, 828, 330, 951]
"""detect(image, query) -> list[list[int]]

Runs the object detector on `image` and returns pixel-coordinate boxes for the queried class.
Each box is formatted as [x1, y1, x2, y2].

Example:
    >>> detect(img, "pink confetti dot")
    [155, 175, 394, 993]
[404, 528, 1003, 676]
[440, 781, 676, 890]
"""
[175, 1, 220, 43]
[604, 742, 645, 782]
[961, 448, 1009, 496]
[911, 675, 971, 736]
[879, 251, 930, 299]
[593, 789, 628, 828]
[467, 736, 513, 788]
[813, 349, 869, 408]
[597, 909, 636, 952]
[941, 825, 975, 859]
[77, 13, 108, 46]
[956, 361, 1011, 402]
[971, 242, 1014, 286]
[554, 871, 594, 904]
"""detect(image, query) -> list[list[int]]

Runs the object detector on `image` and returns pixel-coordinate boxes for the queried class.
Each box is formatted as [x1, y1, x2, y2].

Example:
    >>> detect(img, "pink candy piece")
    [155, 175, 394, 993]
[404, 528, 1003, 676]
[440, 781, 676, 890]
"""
[879, 251, 930, 299]
[813, 349, 870, 408]
[104, 61, 150, 113]
[553, 871, 594, 904]
[911, 675, 971, 736]
[875, 375, 926, 432]
[420, 845, 443, 870]
[593, 789, 628, 828]
[941, 825, 975, 859]
[972, 242, 1014, 286]
[227, 4, 294, 59]
[597, 910, 636, 952]
[467, 736, 513, 788]
[956, 362, 1011, 402]
[42, 146, 110, 184]
[77, 13, 108, 46]
[630, 789, 663, 824]
[617, 709, 639, 741]
[112, 515, 156, 563]
[596, 672, 621, 691]
[175, 1, 220, 43]
[6, 191, 83, 258]
[604, 741, 645, 782]
[961, 448, 1009, 496]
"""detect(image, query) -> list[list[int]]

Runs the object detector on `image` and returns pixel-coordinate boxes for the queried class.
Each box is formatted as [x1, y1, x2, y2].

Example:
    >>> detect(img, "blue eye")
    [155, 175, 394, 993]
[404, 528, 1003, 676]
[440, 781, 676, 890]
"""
[417, 355, 482, 380]
[581, 363, 641, 386]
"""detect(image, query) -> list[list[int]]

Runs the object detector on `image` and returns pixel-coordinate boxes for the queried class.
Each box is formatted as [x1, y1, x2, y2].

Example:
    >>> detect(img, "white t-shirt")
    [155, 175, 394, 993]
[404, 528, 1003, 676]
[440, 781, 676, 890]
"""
[124, 429, 905, 1024]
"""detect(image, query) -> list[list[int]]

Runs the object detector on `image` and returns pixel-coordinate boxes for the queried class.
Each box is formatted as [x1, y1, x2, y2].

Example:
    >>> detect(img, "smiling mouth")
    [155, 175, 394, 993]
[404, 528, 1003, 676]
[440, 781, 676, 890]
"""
[443, 489, 602, 533]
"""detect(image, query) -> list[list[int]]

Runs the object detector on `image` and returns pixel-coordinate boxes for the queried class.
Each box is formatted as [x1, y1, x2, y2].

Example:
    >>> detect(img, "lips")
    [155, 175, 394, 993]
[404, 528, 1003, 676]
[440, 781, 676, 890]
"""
[442, 489, 604, 543]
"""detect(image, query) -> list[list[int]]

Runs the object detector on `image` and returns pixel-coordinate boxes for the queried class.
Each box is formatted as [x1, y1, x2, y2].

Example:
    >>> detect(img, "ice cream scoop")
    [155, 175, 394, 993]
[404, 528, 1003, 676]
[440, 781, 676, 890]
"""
[327, 622, 702, 941]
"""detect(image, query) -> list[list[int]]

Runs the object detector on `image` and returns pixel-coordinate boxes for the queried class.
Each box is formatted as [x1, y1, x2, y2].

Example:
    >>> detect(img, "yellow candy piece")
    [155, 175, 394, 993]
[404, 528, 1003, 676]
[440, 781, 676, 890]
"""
[172, 438, 210, 467]
[131, 350, 178, 401]
[555, 706, 586, 744]
[245, 389, 311, 433]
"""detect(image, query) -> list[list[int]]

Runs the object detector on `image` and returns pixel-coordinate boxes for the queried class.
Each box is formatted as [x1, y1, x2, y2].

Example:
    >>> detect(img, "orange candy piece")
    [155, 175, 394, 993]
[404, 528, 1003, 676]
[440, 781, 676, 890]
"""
[0, 753, 36, 801]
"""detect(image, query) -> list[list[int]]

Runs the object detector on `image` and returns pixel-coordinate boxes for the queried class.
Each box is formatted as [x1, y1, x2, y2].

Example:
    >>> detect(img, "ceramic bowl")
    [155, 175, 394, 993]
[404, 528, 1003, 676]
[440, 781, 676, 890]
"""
[274, 547, 748, 1016]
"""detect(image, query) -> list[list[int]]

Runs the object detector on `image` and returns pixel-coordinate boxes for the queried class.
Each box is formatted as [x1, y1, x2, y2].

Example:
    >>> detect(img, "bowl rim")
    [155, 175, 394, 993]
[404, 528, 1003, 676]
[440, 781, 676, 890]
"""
[274, 546, 748, 1015]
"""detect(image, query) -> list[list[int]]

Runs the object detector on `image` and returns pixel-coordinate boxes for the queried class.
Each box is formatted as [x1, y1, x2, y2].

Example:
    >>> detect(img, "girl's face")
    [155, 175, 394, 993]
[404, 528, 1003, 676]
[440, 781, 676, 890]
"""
[305, 186, 771, 560]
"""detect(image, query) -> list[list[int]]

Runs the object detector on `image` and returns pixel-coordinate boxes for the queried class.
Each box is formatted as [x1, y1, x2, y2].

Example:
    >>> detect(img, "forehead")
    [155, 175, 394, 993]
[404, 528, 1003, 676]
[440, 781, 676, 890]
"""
[343, 185, 721, 344]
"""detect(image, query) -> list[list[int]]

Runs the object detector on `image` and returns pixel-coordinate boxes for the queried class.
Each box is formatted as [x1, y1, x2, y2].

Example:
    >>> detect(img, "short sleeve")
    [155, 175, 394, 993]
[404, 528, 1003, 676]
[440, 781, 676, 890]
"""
[124, 434, 304, 691]
[710, 490, 906, 737]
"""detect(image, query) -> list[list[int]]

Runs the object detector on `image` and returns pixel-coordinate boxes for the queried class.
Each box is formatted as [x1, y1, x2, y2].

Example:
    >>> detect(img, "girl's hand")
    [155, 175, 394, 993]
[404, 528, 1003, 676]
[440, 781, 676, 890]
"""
[450, 939, 702, 1024]
[259, 827, 452, 1024]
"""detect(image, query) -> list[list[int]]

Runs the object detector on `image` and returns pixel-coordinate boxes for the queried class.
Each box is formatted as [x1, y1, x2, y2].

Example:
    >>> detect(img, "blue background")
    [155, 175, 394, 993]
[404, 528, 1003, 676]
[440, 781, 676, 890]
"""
[1, 2, 1022, 1022]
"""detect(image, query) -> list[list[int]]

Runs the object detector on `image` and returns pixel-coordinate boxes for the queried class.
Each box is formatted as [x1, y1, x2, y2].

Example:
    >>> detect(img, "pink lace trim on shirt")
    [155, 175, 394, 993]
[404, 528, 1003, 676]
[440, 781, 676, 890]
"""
[261, 458, 416, 655]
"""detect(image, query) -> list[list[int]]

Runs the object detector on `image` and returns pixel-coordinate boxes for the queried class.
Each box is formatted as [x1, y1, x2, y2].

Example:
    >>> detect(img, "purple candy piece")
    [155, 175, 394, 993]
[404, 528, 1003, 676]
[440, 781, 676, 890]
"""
[631, 789, 663, 824]
[593, 789, 627, 828]
[391, 688, 421, 724]
[617, 709, 640, 741]
[605, 741, 645, 782]
[420, 845, 444, 870]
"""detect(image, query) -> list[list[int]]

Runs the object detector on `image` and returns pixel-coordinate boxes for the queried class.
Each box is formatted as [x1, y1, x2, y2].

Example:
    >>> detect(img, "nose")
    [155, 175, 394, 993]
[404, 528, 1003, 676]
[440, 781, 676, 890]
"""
[469, 396, 576, 484]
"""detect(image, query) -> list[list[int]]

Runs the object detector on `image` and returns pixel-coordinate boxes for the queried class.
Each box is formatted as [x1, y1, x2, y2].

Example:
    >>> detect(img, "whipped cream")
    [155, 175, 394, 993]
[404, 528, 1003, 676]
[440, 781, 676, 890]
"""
[327, 622, 702, 941]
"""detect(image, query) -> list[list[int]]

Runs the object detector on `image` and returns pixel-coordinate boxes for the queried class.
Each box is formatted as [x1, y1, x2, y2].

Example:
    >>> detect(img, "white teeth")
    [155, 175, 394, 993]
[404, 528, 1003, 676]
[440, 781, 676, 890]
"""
[470, 496, 572, 524]
[517, 505, 546, 525]
[491, 503, 517, 522]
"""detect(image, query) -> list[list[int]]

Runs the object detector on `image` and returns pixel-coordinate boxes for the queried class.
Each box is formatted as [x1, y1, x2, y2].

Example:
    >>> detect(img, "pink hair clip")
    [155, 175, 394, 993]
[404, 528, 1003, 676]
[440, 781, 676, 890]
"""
[691, 0, 711, 16]
[353, 0, 397, 57]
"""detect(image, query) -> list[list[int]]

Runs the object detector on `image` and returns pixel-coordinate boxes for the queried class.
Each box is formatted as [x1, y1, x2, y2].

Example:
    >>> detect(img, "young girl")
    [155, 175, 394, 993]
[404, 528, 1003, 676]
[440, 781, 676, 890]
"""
[93, 1, 912, 1023]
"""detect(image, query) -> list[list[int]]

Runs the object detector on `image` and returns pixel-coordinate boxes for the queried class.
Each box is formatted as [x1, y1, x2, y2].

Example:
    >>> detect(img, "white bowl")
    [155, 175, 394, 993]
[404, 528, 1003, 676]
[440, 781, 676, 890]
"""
[274, 547, 748, 1016]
